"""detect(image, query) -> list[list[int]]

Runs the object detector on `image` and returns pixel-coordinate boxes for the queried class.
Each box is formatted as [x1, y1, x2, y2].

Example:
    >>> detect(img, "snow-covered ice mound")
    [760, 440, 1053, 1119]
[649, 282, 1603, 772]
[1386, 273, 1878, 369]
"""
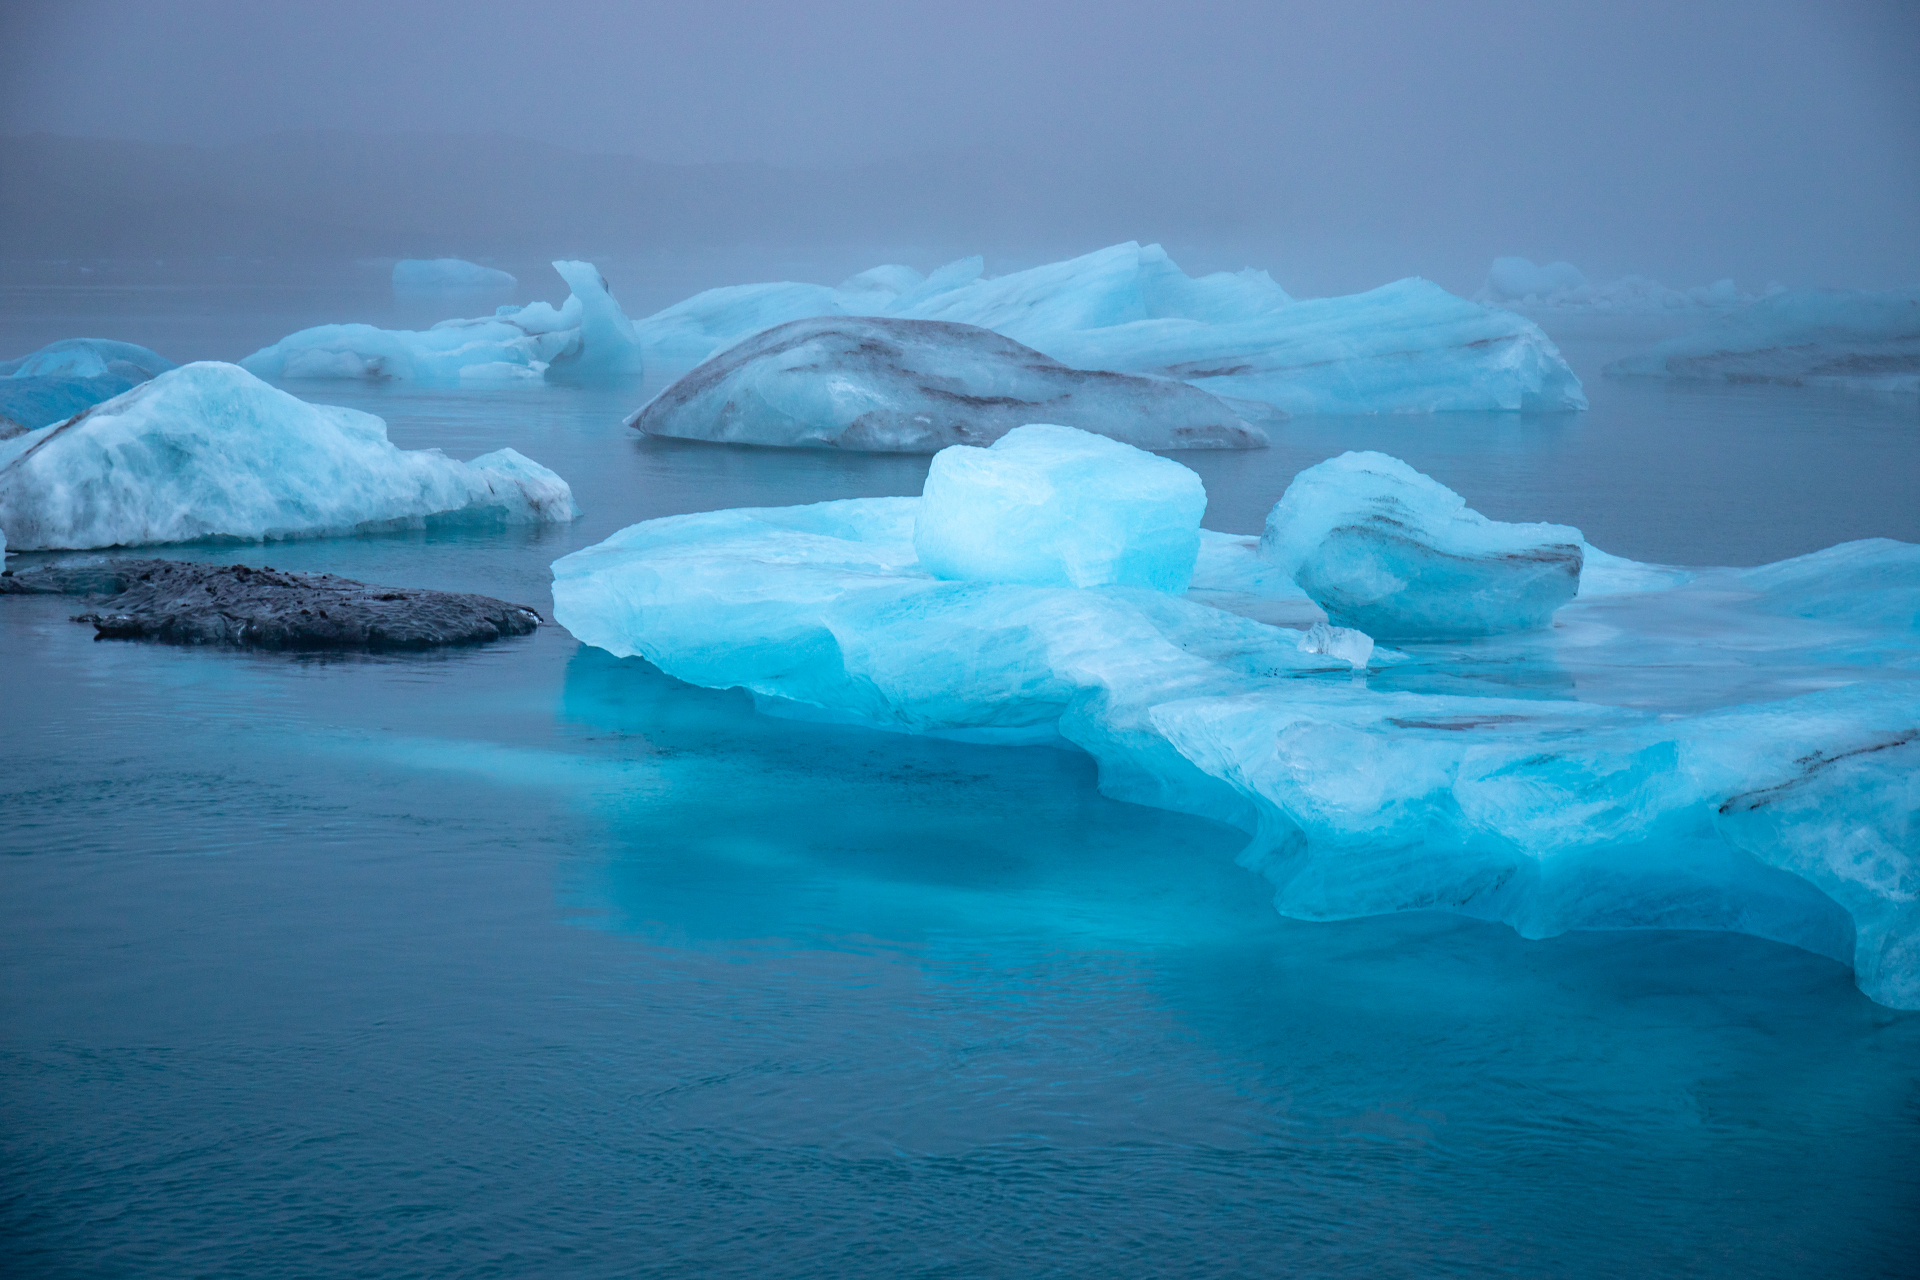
[1, 338, 177, 436]
[915, 426, 1207, 591]
[1604, 288, 1920, 393]
[0, 362, 577, 549]
[243, 260, 641, 384]
[634, 242, 1586, 415]
[551, 450, 1920, 1010]
[391, 258, 517, 292]
[631, 316, 1267, 452]
[1472, 256, 1765, 313]
[1261, 451, 1584, 639]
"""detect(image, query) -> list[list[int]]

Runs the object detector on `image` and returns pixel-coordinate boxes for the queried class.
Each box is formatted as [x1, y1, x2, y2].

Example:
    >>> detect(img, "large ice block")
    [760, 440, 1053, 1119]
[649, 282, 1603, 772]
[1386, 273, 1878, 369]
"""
[1260, 452, 1584, 639]
[242, 260, 641, 384]
[1604, 287, 1920, 393]
[551, 489, 1920, 1009]
[631, 316, 1266, 452]
[1, 338, 177, 436]
[913, 425, 1207, 592]
[1472, 256, 1759, 312]
[0, 362, 577, 549]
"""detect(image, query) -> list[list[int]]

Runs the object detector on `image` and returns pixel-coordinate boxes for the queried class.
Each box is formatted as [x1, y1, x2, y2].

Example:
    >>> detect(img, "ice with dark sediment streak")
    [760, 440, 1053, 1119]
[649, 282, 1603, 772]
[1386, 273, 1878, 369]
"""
[241, 260, 641, 383]
[0, 362, 577, 550]
[1260, 451, 1584, 639]
[630, 316, 1268, 452]
[0, 338, 176, 436]
[634, 242, 1587, 416]
[552, 431, 1920, 1009]
[1604, 287, 1920, 394]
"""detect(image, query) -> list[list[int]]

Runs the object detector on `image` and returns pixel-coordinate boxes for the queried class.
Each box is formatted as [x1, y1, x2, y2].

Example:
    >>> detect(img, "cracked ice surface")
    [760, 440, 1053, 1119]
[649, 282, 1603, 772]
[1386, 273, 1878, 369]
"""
[552, 446, 1920, 1009]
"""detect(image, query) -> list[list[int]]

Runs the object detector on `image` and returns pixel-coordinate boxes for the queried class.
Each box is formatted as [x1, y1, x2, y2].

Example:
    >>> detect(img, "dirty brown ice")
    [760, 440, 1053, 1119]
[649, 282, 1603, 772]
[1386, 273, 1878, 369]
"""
[0, 559, 542, 650]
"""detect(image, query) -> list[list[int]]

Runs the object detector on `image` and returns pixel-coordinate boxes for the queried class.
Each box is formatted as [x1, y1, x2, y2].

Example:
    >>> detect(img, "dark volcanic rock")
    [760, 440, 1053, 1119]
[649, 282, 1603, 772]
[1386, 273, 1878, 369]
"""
[630, 316, 1270, 452]
[1, 559, 542, 650]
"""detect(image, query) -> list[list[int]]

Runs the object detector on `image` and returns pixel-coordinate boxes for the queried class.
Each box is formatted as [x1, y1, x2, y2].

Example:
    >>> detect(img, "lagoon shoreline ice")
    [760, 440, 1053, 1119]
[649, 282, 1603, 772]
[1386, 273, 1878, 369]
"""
[0, 362, 578, 550]
[552, 442, 1920, 1009]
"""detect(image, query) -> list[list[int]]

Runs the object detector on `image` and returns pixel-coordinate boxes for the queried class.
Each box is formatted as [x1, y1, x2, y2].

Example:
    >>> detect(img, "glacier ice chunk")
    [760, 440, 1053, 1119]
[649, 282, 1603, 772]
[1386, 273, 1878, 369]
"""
[1, 338, 176, 435]
[0, 362, 577, 549]
[243, 261, 640, 384]
[1472, 256, 1766, 313]
[392, 259, 517, 292]
[1260, 452, 1584, 639]
[550, 491, 1920, 1008]
[630, 316, 1268, 452]
[913, 425, 1207, 593]
[1603, 287, 1920, 393]
[626, 242, 1586, 415]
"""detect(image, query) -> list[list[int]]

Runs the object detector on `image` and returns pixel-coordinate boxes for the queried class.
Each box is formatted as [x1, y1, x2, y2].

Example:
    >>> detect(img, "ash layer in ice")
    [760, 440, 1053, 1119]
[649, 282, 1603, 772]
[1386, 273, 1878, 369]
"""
[1261, 451, 1584, 639]
[1605, 287, 1920, 394]
[552, 429, 1920, 1010]
[2, 559, 541, 650]
[630, 316, 1266, 452]
[1, 338, 176, 436]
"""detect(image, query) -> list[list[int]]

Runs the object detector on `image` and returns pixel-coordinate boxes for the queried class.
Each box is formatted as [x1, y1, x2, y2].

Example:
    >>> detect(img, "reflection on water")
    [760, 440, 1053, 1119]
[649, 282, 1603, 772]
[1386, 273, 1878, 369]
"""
[2, 274, 1918, 1277]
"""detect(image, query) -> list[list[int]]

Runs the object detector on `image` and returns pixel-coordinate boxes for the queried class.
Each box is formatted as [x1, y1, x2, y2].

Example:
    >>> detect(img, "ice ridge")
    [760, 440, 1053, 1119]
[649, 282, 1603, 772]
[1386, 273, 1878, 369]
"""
[1604, 288, 1920, 394]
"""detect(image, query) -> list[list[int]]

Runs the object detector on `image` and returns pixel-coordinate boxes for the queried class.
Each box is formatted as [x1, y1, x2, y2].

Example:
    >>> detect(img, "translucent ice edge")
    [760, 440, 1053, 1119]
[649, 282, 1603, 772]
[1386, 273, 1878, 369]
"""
[553, 498, 1920, 1009]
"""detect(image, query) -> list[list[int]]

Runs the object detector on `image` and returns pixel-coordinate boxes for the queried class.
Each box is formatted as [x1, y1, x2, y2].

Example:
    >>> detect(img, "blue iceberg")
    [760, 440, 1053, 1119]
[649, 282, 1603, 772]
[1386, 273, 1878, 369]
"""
[1473, 256, 1762, 313]
[0, 338, 176, 436]
[0, 362, 577, 549]
[1604, 288, 1920, 393]
[551, 444, 1920, 1009]
[632, 242, 1587, 416]
[630, 316, 1267, 452]
[1260, 451, 1584, 639]
[242, 260, 641, 384]
[391, 258, 518, 292]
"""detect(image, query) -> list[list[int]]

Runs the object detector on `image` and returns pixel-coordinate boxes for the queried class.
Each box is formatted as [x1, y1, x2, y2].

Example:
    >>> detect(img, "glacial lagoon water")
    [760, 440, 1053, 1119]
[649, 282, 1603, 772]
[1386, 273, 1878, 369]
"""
[2, 269, 1918, 1277]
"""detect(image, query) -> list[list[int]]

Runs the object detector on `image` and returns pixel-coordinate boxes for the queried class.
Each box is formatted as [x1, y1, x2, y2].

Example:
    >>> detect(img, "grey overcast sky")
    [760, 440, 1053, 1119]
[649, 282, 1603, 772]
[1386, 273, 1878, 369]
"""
[3, 0, 1916, 286]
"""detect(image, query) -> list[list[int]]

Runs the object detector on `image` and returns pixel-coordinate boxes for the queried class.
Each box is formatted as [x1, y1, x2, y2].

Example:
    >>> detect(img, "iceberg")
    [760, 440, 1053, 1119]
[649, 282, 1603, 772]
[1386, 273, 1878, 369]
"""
[914, 425, 1207, 592]
[630, 243, 1585, 416]
[0, 338, 176, 436]
[1472, 256, 1765, 313]
[391, 258, 518, 292]
[1604, 288, 1920, 394]
[630, 316, 1267, 452]
[551, 450, 1919, 1010]
[242, 260, 641, 384]
[1260, 451, 1584, 639]
[0, 362, 577, 549]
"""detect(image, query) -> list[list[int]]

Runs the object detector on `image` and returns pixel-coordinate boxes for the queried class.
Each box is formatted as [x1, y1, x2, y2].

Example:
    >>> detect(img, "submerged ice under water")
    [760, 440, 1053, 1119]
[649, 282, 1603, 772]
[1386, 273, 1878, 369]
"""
[2, 271, 1918, 1277]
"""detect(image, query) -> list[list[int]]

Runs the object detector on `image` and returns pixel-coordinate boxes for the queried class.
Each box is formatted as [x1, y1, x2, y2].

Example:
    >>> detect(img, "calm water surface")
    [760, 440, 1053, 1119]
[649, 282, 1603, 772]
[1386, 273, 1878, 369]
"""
[2, 270, 1917, 1277]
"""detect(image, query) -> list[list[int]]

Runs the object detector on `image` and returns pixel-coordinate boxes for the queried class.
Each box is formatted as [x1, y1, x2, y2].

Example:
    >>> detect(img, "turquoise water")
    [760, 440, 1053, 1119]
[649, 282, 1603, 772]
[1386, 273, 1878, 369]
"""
[2, 275, 1918, 1276]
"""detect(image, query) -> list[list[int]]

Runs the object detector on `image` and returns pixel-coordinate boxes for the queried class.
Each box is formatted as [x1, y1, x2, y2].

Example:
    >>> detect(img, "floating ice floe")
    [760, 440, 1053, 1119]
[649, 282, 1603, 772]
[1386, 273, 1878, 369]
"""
[914, 425, 1208, 591]
[1260, 451, 1584, 639]
[634, 242, 1586, 416]
[1, 338, 176, 436]
[631, 316, 1268, 452]
[0, 362, 577, 549]
[1604, 288, 1920, 394]
[242, 260, 642, 384]
[552, 435, 1920, 1009]
[391, 258, 518, 292]
[1472, 256, 1773, 313]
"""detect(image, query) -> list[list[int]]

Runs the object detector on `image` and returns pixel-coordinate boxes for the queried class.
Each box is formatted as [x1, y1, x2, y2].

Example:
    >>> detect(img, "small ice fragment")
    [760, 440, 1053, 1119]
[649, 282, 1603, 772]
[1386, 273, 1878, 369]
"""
[1297, 620, 1374, 669]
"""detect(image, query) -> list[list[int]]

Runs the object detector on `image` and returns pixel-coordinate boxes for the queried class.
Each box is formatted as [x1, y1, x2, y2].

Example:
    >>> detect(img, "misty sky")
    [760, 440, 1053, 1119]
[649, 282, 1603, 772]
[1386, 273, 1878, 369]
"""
[3, 0, 1917, 287]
